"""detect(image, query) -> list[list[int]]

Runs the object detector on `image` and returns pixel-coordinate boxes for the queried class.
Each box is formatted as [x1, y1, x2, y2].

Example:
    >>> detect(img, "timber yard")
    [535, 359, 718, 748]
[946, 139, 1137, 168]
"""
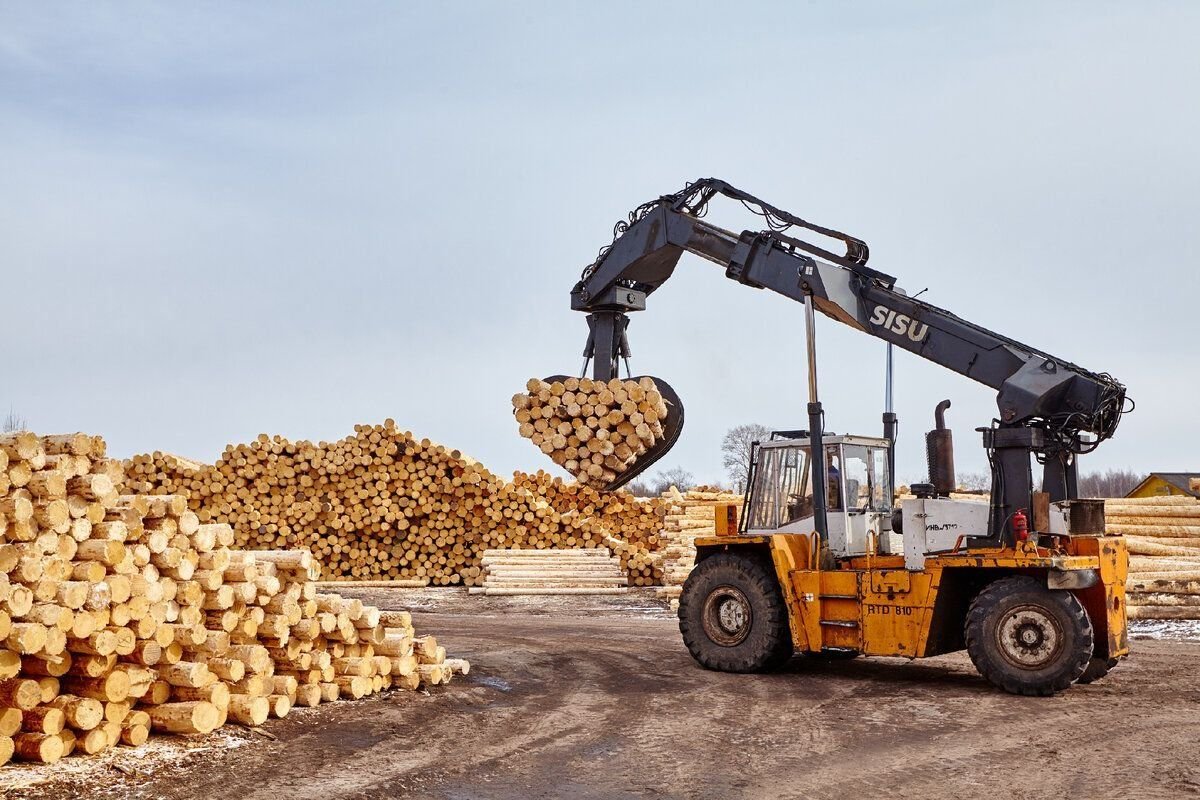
[3, 5, 1199, 800]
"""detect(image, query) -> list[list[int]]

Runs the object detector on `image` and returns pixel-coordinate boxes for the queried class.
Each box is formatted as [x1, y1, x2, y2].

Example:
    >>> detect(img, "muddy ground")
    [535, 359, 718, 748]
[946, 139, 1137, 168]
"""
[4, 590, 1198, 800]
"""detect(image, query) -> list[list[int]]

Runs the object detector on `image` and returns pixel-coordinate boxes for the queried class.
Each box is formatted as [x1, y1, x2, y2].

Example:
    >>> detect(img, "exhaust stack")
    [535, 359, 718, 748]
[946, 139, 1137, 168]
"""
[926, 400, 956, 497]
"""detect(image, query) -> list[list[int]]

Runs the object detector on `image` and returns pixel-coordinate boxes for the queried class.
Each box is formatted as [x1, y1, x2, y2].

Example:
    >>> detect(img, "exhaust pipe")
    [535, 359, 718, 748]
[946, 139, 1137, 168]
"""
[925, 400, 956, 497]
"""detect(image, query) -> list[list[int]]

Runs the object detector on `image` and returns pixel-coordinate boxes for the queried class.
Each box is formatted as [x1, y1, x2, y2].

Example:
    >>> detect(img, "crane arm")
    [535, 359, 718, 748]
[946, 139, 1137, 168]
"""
[571, 179, 1129, 542]
[573, 178, 1125, 454]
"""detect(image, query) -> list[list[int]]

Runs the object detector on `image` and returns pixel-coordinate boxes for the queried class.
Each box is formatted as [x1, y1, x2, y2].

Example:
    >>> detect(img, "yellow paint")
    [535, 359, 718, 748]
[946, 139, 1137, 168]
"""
[1126, 475, 1193, 499]
[713, 502, 739, 536]
[693, 531, 1131, 661]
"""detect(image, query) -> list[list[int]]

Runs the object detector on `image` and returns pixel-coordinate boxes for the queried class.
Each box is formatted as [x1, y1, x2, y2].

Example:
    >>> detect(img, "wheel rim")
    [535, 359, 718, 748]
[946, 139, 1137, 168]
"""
[702, 585, 753, 647]
[995, 603, 1064, 670]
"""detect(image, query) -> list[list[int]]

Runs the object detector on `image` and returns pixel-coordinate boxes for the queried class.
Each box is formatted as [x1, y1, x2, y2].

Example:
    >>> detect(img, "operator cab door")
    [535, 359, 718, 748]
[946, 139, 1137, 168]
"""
[741, 442, 843, 536]
[743, 443, 815, 534]
[828, 443, 894, 558]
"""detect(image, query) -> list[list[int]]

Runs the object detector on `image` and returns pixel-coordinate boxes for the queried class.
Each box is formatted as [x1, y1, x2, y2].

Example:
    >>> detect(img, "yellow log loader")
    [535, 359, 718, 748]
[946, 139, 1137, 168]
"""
[557, 179, 1132, 695]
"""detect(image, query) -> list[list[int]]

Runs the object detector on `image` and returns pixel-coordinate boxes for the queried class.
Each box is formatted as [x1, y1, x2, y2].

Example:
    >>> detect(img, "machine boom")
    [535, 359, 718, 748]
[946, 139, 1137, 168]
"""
[570, 178, 1129, 544]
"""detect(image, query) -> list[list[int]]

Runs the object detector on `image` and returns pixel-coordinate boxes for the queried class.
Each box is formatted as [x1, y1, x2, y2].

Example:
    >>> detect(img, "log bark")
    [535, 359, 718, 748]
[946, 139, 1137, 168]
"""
[1127, 605, 1200, 620]
[146, 701, 220, 734]
[21, 707, 65, 735]
[226, 695, 269, 726]
[13, 731, 64, 763]
[0, 679, 43, 710]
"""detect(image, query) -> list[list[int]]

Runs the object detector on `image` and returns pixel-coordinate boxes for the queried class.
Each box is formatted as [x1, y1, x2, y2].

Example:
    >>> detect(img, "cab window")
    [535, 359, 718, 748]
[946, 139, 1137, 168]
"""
[841, 445, 870, 511]
[870, 447, 892, 510]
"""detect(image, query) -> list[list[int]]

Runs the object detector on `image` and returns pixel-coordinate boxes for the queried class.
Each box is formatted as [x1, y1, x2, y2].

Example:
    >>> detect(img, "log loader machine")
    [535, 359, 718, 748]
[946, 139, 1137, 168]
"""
[558, 178, 1132, 695]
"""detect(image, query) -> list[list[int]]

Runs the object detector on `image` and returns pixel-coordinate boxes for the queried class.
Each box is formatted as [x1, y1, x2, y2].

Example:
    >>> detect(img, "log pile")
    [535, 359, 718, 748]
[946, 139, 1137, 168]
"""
[0, 431, 465, 768]
[125, 425, 504, 584]
[468, 549, 628, 596]
[1107, 495, 1200, 620]
[512, 378, 670, 488]
[509, 472, 667, 549]
[126, 425, 667, 587]
[654, 487, 743, 606]
[508, 472, 666, 586]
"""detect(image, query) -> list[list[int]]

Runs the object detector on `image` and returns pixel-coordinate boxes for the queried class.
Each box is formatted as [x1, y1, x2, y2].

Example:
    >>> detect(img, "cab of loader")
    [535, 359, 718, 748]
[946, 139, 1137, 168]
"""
[742, 432, 898, 559]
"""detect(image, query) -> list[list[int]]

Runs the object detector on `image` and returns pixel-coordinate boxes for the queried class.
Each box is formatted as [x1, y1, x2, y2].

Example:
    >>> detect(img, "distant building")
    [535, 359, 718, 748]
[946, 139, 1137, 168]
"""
[1126, 473, 1200, 499]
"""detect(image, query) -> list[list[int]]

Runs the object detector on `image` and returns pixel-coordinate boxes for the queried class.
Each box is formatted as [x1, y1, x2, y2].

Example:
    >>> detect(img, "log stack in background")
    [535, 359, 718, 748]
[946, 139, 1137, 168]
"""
[126, 425, 668, 587]
[1107, 495, 1200, 619]
[0, 431, 465, 769]
[512, 378, 670, 488]
[469, 549, 629, 596]
[654, 487, 743, 608]
[510, 472, 666, 586]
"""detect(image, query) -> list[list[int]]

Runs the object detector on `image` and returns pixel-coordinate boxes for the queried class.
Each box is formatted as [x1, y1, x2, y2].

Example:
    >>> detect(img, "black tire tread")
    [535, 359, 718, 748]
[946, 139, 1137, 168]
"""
[678, 553, 792, 673]
[965, 575, 1092, 696]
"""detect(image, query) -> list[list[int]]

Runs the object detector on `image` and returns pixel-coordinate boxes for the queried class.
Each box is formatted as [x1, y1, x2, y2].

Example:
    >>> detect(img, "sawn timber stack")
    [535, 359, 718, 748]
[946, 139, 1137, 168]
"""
[469, 549, 628, 596]
[1108, 495, 1200, 619]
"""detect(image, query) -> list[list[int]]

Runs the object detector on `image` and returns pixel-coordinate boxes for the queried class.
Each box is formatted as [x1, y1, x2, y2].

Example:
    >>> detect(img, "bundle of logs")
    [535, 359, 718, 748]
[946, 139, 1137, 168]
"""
[124, 424, 667, 586]
[1107, 495, 1200, 620]
[0, 431, 464, 767]
[653, 487, 743, 607]
[469, 548, 629, 596]
[512, 377, 669, 488]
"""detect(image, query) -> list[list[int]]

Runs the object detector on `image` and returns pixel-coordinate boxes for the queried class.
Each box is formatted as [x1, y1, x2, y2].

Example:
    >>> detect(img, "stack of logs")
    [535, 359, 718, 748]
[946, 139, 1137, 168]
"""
[125, 426, 667, 587]
[0, 431, 464, 768]
[469, 549, 629, 596]
[1107, 495, 1200, 620]
[654, 487, 743, 607]
[512, 378, 669, 488]
[512, 472, 665, 586]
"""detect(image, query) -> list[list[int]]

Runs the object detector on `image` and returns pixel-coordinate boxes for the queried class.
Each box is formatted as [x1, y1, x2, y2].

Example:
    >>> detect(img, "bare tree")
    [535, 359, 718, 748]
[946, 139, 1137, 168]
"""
[955, 471, 991, 492]
[1078, 469, 1146, 498]
[625, 480, 653, 498]
[721, 424, 772, 492]
[649, 467, 695, 496]
[2, 408, 26, 433]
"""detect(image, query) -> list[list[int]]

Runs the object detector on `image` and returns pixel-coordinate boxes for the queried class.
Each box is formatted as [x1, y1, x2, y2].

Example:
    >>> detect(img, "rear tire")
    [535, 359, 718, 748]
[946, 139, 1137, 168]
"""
[678, 553, 793, 672]
[1077, 656, 1119, 684]
[965, 576, 1093, 696]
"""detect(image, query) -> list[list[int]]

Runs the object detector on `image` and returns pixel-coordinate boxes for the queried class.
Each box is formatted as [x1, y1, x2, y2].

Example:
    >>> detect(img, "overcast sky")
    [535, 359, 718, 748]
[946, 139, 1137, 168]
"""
[2, 2, 1197, 487]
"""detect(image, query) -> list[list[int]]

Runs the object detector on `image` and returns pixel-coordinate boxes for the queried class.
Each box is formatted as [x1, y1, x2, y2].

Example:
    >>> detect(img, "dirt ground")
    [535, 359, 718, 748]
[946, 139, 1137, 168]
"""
[4, 589, 1199, 800]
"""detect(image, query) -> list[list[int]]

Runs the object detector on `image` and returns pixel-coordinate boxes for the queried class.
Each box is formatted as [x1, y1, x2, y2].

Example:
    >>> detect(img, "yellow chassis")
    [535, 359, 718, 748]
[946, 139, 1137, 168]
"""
[694, 526, 1129, 661]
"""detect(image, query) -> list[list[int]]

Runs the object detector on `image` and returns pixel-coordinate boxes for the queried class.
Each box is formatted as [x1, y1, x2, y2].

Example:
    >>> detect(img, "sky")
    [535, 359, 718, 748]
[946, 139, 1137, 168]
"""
[1, 2, 1197, 487]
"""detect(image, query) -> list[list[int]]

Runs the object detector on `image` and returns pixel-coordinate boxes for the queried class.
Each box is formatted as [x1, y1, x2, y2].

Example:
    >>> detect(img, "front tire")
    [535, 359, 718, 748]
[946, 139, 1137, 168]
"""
[965, 576, 1093, 696]
[678, 553, 793, 672]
